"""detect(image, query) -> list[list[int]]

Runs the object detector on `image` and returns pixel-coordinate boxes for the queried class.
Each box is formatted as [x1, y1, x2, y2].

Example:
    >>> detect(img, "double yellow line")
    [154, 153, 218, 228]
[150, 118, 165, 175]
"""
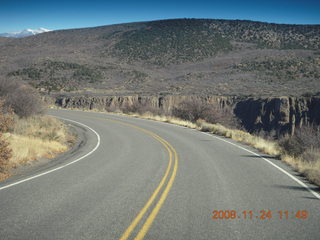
[102, 118, 179, 240]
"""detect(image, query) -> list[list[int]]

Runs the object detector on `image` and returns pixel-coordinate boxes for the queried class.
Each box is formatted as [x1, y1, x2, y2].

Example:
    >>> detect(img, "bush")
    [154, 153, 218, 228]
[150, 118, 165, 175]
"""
[301, 148, 320, 164]
[0, 78, 45, 118]
[172, 99, 239, 128]
[121, 102, 163, 115]
[0, 135, 12, 171]
[279, 125, 320, 158]
[0, 99, 13, 171]
[172, 99, 210, 122]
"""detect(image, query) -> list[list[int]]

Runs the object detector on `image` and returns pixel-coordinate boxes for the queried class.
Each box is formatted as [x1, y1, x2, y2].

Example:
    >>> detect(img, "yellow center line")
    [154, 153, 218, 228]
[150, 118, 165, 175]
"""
[92, 117, 179, 240]
[134, 141, 179, 240]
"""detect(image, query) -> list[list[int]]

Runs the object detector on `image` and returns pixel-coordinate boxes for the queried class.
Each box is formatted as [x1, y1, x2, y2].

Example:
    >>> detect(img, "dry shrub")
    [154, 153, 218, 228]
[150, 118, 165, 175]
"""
[279, 125, 320, 186]
[172, 99, 211, 122]
[253, 129, 278, 141]
[0, 78, 45, 118]
[279, 125, 320, 158]
[0, 99, 14, 172]
[301, 148, 320, 164]
[0, 100, 14, 132]
[0, 134, 11, 171]
[106, 105, 121, 113]
[121, 102, 163, 115]
[172, 99, 239, 128]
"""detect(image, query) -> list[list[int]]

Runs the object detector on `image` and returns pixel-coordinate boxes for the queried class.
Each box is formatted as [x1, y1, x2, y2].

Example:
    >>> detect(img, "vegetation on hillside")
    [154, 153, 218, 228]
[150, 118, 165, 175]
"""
[234, 57, 320, 82]
[8, 60, 103, 92]
[114, 19, 233, 65]
[1, 19, 319, 96]
[112, 19, 320, 65]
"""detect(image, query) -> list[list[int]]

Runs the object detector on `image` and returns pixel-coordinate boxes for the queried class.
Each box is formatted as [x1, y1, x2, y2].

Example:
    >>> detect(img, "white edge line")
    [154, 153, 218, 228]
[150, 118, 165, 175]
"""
[0, 116, 101, 191]
[201, 132, 320, 200]
[53, 108, 320, 200]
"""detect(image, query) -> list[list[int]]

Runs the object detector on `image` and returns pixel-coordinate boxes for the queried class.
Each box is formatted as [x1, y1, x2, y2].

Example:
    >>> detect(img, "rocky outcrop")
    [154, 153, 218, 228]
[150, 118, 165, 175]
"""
[55, 95, 235, 112]
[234, 97, 320, 134]
[55, 95, 320, 134]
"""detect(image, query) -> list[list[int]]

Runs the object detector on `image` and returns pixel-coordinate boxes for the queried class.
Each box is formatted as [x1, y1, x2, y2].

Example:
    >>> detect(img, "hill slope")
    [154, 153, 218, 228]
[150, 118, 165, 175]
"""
[0, 19, 319, 96]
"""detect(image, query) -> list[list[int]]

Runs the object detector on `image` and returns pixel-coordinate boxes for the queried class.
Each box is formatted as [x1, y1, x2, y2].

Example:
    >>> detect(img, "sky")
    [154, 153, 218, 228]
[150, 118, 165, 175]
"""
[0, 0, 319, 33]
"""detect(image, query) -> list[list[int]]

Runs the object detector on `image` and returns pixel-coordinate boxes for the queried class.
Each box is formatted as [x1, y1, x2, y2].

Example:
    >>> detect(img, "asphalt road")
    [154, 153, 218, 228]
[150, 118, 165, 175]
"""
[0, 109, 319, 240]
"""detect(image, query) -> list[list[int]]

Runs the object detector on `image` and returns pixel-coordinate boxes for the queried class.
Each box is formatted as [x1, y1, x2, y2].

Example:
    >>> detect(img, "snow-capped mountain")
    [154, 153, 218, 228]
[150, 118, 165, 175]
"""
[0, 28, 51, 38]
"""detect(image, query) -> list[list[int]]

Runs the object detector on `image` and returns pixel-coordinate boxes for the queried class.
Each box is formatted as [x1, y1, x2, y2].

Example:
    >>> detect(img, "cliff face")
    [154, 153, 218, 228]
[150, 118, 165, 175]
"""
[55, 95, 320, 134]
[234, 97, 320, 134]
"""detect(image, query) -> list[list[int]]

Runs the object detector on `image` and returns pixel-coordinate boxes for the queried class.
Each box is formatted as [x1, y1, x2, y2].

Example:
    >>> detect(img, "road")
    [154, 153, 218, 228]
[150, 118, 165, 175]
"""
[0, 109, 319, 240]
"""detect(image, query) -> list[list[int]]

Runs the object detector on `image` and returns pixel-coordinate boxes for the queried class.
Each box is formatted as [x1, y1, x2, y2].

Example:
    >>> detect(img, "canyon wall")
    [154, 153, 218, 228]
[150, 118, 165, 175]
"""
[54, 95, 320, 134]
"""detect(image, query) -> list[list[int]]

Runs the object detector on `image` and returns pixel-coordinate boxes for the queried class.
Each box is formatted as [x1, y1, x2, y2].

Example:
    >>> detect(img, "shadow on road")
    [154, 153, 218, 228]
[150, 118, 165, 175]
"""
[241, 155, 278, 160]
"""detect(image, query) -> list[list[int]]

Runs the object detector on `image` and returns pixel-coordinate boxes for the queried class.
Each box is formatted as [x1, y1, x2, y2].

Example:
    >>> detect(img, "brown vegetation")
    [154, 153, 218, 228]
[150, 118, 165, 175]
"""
[279, 125, 320, 185]
[0, 78, 45, 117]
[6, 115, 70, 166]
[172, 99, 239, 128]
[0, 79, 71, 181]
[0, 100, 13, 175]
[120, 102, 164, 116]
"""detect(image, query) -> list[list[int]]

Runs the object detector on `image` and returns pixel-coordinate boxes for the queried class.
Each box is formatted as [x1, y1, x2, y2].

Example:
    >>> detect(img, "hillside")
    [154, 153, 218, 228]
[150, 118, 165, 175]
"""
[0, 19, 319, 96]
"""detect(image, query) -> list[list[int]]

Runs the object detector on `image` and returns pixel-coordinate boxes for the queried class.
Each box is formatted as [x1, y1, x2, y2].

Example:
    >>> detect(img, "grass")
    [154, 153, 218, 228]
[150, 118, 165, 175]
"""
[0, 115, 73, 180]
[281, 153, 320, 186]
[5, 133, 67, 165]
[127, 112, 280, 156]
[12, 115, 69, 143]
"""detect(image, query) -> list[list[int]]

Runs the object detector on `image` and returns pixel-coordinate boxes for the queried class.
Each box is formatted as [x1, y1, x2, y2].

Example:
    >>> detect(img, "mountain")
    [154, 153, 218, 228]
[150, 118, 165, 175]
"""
[0, 28, 51, 38]
[0, 19, 319, 96]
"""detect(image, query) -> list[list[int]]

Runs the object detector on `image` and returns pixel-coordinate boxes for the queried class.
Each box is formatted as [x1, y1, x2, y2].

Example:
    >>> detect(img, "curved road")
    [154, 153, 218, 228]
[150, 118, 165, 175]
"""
[0, 109, 319, 240]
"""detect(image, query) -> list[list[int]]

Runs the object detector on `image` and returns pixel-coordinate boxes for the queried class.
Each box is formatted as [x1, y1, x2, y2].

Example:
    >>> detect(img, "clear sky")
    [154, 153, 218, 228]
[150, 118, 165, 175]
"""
[0, 0, 319, 32]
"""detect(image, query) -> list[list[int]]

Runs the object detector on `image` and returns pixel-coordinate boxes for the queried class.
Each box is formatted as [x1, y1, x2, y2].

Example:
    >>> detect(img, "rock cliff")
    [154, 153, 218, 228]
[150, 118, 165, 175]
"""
[55, 95, 320, 134]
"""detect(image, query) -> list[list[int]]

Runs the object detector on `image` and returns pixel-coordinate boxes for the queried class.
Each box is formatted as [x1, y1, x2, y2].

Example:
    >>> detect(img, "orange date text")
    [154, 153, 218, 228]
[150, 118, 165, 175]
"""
[211, 210, 309, 220]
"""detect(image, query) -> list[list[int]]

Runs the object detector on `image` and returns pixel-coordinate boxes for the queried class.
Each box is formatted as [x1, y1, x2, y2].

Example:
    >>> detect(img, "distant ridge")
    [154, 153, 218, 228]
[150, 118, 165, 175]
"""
[0, 28, 51, 38]
[0, 18, 319, 96]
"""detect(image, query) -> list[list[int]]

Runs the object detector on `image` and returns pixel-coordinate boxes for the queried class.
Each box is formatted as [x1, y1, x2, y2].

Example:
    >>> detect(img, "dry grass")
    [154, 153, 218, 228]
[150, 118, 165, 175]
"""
[196, 121, 280, 156]
[4, 133, 67, 165]
[4, 115, 70, 169]
[281, 154, 320, 186]
[12, 115, 68, 143]
[127, 112, 280, 156]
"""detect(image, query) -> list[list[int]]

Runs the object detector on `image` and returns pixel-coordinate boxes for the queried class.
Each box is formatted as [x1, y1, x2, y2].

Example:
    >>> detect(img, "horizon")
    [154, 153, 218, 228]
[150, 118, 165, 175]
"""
[2, 17, 320, 34]
[0, 0, 319, 33]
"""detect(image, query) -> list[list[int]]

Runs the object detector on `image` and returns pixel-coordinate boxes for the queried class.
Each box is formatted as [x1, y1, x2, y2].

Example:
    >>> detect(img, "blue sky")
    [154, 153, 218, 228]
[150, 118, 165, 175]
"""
[0, 0, 319, 32]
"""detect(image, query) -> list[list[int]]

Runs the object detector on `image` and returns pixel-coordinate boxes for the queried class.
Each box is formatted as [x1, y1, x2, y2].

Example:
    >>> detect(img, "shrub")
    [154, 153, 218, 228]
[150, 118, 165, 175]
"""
[121, 102, 163, 115]
[0, 99, 13, 171]
[301, 148, 320, 164]
[172, 99, 239, 128]
[172, 99, 211, 122]
[279, 125, 320, 158]
[0, 78, 45, 118]
[0, 134, 11, 171]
